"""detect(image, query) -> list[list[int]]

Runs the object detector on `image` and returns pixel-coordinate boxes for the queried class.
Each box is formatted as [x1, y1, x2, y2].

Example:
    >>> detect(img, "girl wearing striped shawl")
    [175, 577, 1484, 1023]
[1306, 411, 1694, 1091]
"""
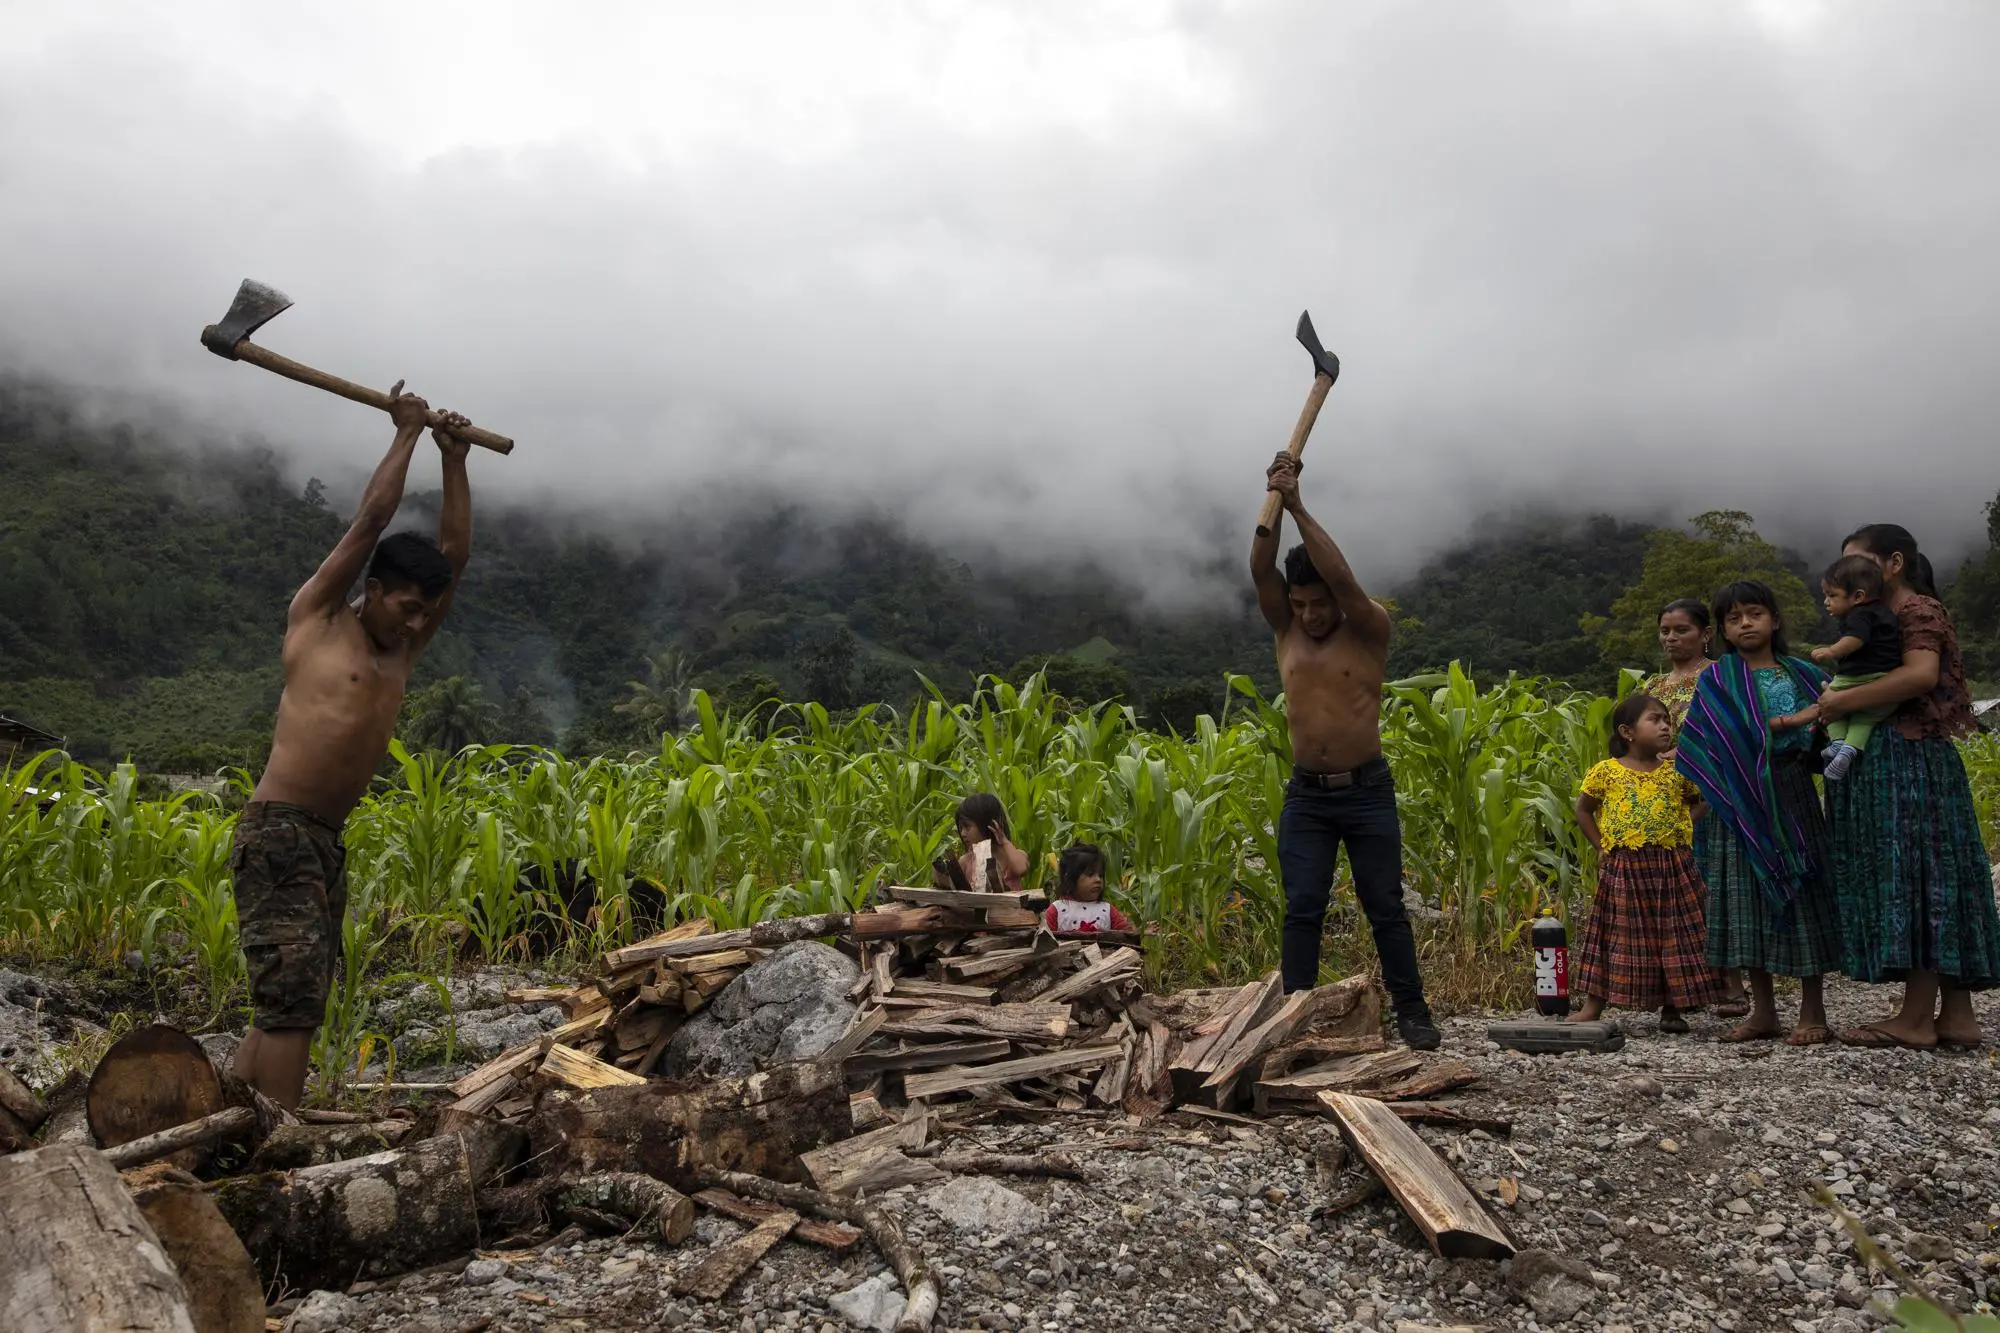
[1676, 582, 1844, 1046]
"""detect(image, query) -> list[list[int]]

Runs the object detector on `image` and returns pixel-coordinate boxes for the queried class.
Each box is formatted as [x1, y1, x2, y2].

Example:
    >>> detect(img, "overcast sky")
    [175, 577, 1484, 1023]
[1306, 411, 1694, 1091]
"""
[3, 1, 1996, 598]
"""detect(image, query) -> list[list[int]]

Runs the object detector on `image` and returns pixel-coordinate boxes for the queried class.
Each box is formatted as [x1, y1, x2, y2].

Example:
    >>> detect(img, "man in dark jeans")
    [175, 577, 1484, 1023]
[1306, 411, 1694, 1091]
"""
[1252, 452, 1439, 1049]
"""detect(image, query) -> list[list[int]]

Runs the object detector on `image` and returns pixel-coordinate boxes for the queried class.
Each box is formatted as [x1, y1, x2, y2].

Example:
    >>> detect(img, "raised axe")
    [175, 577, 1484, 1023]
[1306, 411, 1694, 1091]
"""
[200, 279, 515, 454]
[1254, 310, 1341, 538]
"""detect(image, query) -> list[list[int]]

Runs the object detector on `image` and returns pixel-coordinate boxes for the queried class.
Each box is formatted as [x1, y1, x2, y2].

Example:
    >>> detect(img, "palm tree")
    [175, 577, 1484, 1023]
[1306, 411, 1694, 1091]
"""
[405, 677, 498, 755]
[615, 650, 693, 736]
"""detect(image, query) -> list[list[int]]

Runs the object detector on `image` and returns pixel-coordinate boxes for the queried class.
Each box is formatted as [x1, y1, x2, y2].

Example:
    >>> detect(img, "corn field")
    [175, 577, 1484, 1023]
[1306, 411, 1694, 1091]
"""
[4, 669, 1996, 1012]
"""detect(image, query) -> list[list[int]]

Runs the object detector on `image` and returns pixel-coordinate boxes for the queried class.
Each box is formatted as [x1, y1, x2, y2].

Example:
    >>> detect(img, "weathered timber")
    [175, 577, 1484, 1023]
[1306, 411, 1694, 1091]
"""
[206, 1134, 480, 1290]
[799, 1119, 943, 1194]
[614, 1003, 679, 1054]
[1165, 979, 1266, 1095]
[694, 1188, 862, 1252]
[86, 1025, 226, 1170]
[880, 1002, 1070, 1042]
[1197, 976, 1374, 1107]
[884, 885, 1042, 912]
[447, 1002, 613, 1103]
[903, 1044, 1120, 1101]
[849, 1090, 892, 1130]
[0, 1060, 47, 1132]
[1256, 1032, 1387, 1082]
[822, 1006, 890, 1065]
[540, 1042, 648, 1089]
[844, 1039, 1012, 1076]
[1051, 929, 1146, 949]
[606, 913, 847, 969]
[1319, 1092, 1515, 1261]
[891, 978, 999, 1004]
[671, 1209, 798, 1299]
[529, 1059, 847, 1188]
[666, 948, 761, 975]
[1370, 1059, 1481, 1103]
[555, 1172, 696, 1244]
[1251, 1048, 1424, 1117]
[703, 1170, 942, 1333]
[0, 1143, 198, 1333]
[129, 1177, 266, 1333]
[435, 1107, 529, 1186]
[942, 942, 1083, 982]
[101, 1105, 259, 1171]
[933, 1151, 1088, 1181]
[247, 1117, 411, 1171]
[1041, 947, 1142, 1006]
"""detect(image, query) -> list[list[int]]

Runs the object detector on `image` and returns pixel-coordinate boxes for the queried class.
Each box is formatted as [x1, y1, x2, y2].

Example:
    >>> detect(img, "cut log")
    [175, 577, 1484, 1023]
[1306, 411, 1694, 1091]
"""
[671, 1209, 798, 1299]
[850, 1090, 892, 1130]
[845, 1039, 1012, 1076]
[1318, 1093, 1515, 1261]
[884, 885, 1041, 912]
[529, 1059, 848, 1188]
[1197, 976, 1374, 1106]
[247, 1118, 412, 1171]
[694, 1187, 863, 1252]
[799, 1120, 944, 1194]
[702, 1170, 942, 1333]
[932, 1151, 1088, 1181]
[102, 1105, 259, 1171]
[605, 913, 847, 969]
[880, 1002, 1071, 1042]
[890, 978, 998, 1004]
[903, 1045, 1121, 1101]
[206, 1134, 479, 1291]
[540, 1043, 648, 1089]
[667, 948, 761, 975]
[86, 1024, 225, 1171]
[129, 1177, 266, 1333]
[0, 1060, 48, 1132]
[0, 1142, 197, 1333]
[435, 1107, 528, 1186]
[554, 1172, 695, 1244]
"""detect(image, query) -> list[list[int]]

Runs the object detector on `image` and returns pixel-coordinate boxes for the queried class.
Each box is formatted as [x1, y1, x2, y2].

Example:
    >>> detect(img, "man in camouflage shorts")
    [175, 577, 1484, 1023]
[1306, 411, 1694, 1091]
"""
[230, 389, 476, 1109]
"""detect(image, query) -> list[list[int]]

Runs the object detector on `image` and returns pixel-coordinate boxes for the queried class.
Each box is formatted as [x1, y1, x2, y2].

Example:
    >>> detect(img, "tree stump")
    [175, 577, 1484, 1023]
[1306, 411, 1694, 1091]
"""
[87, 1025, 224, 1171]
[0, 1142, 198, 1333]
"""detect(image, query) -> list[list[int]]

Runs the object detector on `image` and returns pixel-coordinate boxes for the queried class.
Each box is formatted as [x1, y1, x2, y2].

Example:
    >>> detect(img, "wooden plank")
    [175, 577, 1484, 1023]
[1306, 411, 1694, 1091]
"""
[890, 978, 997, 1005]
[1050, 929, 1145, 949]
[1198, 977, 1372, 1105]
[1251, 1048, 1423, 1116]
[1193, 972, 1282, 1074]
[605, 913, 845, 970]
[844, 1039, 1011, 1076]
[669, 1209, 798, 1299]
[692, 1188, 862, 1254]
[1169, 980, 1264, 1070]
[666, 949, 759, 975]
[540, 1043, 648, 1090]
[1256, 1032, 1387, 1082]
[1040, 947, 1142, 1006]
[1370, 1059, 1480, 1104]
[879, 1002, 1071, 1042]
[1321, 1093, 1515, 1260]
[904, 1045, 1121, 1101]
[885, 885, 1041, 911]
[943, 942, 1084, 982]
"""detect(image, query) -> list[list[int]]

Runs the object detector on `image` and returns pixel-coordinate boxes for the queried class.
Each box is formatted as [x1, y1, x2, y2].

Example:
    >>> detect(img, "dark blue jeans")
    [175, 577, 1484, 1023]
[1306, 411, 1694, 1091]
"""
[1277, 761, 1428, 1015]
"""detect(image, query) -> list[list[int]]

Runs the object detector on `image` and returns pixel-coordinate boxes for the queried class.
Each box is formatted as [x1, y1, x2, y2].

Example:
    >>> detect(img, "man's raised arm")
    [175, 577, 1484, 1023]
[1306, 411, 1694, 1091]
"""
[1281, 475, 1391, 644]
[412, 412, 474, 653]
[289, 387, 430, 624]
[1251, 453, 1294, 635]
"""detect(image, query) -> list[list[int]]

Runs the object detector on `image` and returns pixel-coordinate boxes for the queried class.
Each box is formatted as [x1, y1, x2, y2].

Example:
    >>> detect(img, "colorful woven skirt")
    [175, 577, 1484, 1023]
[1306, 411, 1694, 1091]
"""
[1699, 752, 1845, 977]
[1826, 729, 2000, 989]
[1575, 844, 1724, 1009]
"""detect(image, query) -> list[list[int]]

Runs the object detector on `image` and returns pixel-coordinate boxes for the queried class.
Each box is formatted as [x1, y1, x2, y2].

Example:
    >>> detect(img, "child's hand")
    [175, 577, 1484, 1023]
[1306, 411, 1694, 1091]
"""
[1810, 646, 1835, 664]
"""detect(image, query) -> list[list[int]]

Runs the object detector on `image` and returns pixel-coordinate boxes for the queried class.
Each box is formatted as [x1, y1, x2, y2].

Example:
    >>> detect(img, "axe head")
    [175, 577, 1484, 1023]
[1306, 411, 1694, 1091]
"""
[1296, 310, 1340, 384]
[200, 279, 293, 359]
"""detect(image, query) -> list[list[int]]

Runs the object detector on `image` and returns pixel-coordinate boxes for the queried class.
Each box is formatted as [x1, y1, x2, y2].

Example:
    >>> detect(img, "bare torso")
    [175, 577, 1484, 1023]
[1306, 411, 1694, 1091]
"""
[252, 606, 414, 823]
[1276, 613, 1387, 772]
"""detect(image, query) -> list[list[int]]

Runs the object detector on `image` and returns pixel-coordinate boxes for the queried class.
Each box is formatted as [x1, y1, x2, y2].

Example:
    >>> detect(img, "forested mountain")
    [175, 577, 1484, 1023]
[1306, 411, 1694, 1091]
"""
[7, 379, 1991, 768]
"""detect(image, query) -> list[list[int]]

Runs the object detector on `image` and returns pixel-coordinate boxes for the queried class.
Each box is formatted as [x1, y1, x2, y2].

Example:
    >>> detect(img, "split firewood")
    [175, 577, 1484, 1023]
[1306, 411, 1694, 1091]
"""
[1369, 1059, 1481, 1103]
[540, 1042, 648, 1090]
[128, 1175, 266, 1333]
[944, 941, 1084, 983]
[1050, 929, 1145, 949]
[800, 1119, 943, 1194]
[845, 1039, 1012, 1076]
[554, 1172, 696, 1244]
[1039, 948, 1141, 1006]
[1167, 975, 1279, 1102]
[0, 1143, 199, 1333]
[100, 1105, 258, 1171]
[207, 1133, 480, 1290]
[605, 913, 846, 969]
[1251, 1048, 1423, 1117]
[0, 1061, 48, 1134]
[530, 1058, 848, 1188]
[702, 1170, 942, 1333]
[886, 885, 1041, 912]
[903, 1044, 1121, 1101]
[890, 978, 999, 1004]
[447, 1002, 614, 1110]
[247, 1117, 412, 1171]
[1256, 1032, 1388, 1082]
[849, 1090, 892, 1130]
[667, 948, 762, 975]
[1318, 1092, 1515, 1260]
[693, 1187, 864, 1253]
[823, 1006, 889, 1064]
[671, 1209, 799, 1299]
[880, 1001, 1071, 1042]
[1196, 976, 1374, 1108]
[86, 1025, 227, 1171]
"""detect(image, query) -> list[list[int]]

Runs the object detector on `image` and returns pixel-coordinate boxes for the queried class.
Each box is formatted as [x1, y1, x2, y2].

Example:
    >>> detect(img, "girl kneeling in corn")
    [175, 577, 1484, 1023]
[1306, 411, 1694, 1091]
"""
[1572, 693, 1723, 1031]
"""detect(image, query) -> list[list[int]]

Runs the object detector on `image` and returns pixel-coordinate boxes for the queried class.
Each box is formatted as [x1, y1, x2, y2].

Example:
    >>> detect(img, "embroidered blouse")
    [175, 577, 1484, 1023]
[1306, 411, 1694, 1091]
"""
[1642, 664, 1712, 737]
[1889, 595, 1977, 741]
[1754, 667, 1815, 756]
[1580, 759, 1697, 851]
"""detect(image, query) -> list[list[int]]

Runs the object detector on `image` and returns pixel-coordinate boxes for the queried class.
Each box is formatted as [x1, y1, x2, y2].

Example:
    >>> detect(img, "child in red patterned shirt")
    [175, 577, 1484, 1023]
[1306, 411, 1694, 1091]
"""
[1042, 844, 1135, 934]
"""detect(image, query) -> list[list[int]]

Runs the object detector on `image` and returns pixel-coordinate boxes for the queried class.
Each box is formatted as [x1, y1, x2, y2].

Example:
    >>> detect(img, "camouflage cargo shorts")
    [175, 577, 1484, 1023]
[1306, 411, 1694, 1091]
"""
[229, 802, 347, 1031]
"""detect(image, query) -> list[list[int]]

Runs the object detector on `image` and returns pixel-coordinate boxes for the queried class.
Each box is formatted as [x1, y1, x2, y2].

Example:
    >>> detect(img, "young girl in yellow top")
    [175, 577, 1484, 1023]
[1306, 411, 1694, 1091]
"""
[1572, 693, 1724, 1031]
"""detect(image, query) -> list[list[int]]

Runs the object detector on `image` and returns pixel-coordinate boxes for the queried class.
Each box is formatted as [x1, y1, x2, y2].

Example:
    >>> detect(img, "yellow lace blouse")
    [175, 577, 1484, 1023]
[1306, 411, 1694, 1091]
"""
[1580, 758, 1696, 850]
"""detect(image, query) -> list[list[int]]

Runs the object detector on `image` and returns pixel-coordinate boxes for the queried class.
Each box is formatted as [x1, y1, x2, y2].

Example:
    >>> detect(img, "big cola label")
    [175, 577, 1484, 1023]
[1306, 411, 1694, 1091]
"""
[1534, 945, 1569, 997]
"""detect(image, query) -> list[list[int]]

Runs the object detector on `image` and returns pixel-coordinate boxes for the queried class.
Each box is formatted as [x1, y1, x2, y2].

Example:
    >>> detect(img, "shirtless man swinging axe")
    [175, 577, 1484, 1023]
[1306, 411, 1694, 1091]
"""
[1249, 312, 1440, 1049]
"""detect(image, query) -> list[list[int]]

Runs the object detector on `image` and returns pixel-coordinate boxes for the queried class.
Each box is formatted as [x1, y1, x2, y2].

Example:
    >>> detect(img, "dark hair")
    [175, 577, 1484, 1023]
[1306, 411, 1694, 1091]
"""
[1821, 554, 1885, 601]
[1711, 580, 1790, 657]
[369, 532, 454, 599]
[1607, 693, 1666, 758]
[1283, 544, 1324, 589]
[955, 792, 1009, 839]
[1842, 523, 1938, 597]
[1056, 843, 1106, 899]
[1658, 598, 1711, 631]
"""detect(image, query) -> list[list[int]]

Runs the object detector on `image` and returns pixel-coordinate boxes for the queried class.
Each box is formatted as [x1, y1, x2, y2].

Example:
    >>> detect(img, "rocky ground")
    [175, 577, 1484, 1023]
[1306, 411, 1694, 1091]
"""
[6, 966, 1996, 1333]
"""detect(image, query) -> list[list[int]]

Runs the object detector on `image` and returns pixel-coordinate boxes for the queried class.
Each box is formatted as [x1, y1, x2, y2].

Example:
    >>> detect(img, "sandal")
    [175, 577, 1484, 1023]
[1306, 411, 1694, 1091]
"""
[1720, 1021, 1780, 1044]
[1837, 1025, 1936, 1051]
[1659, 1013, 1690, 1035]
[1783, 1024, 1833, 1047]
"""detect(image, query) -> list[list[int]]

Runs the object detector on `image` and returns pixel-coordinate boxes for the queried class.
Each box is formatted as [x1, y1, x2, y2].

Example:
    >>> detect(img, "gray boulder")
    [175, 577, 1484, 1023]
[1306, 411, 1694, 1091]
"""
[660, 941, 858, 1080]
[1507, 1248, 1597, 1322]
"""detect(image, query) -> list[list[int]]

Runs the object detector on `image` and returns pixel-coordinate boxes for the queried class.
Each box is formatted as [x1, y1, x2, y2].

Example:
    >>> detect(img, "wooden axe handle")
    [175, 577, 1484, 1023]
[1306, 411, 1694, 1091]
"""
[1255, 371, 1335, 538]
[226, 337, 516, 454]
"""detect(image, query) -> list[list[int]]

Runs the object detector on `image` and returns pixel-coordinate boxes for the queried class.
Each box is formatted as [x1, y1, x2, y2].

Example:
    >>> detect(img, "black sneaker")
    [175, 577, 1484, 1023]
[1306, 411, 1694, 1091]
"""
[1397, 1010, 1443, 1051]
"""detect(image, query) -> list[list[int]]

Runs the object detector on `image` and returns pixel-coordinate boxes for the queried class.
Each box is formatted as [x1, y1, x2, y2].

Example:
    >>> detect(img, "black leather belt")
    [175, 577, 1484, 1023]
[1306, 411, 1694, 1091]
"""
[1292, 756, 1390, 789]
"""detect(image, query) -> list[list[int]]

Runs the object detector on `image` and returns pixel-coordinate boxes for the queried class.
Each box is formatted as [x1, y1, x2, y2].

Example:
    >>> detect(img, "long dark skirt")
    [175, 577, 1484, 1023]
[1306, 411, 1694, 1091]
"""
[1826, 728, 2000, 989]
[1700, 752, 1845, 977]
[1575, 845, 1724, 1009]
